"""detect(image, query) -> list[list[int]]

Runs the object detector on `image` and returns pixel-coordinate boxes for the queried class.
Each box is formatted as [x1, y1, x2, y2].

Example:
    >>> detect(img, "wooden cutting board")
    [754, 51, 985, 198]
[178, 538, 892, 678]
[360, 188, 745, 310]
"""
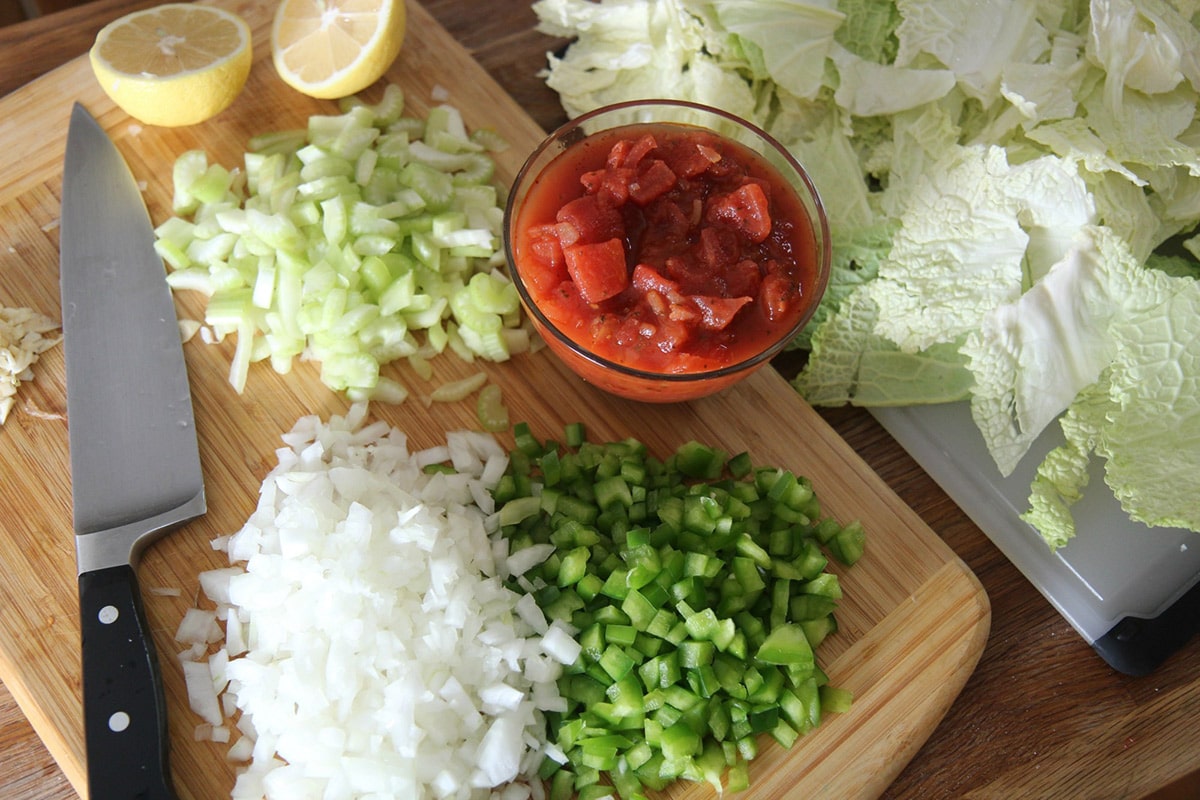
[0, 1, 990, 798]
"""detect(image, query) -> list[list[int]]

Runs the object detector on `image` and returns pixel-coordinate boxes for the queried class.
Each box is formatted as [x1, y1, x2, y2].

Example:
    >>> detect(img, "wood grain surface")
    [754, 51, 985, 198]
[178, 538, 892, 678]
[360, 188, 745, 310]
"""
[0, 1, 991, 799]
[2, 2, 1199, 800]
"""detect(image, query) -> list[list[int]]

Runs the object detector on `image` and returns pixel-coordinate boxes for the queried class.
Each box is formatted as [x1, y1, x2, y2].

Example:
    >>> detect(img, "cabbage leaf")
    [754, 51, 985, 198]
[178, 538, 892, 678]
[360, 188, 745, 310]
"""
[1024, 269, 1200, 546]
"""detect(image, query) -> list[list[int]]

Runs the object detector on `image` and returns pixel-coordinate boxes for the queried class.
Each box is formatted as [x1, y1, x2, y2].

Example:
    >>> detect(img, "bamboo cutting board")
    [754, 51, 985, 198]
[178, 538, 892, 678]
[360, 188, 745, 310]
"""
[0, 1, 990, 798]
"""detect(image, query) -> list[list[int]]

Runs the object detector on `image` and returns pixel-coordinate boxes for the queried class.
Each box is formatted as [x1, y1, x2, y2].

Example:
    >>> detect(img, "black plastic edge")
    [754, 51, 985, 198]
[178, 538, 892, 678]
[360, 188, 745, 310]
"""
[1092, 574, 1200, 676]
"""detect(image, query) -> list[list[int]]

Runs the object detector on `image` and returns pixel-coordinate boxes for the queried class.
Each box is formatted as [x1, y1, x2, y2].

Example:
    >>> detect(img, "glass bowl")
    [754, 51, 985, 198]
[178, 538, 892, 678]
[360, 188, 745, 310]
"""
[503, 99, 830, 403]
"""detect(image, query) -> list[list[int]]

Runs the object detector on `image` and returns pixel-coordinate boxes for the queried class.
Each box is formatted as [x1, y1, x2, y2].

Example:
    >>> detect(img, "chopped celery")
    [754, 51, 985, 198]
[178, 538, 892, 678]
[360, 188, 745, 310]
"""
[494, 427, 864, 797]
[428, 370, 487, 403]
[154, 83, 522, 401]
[476, 382, 509, 432]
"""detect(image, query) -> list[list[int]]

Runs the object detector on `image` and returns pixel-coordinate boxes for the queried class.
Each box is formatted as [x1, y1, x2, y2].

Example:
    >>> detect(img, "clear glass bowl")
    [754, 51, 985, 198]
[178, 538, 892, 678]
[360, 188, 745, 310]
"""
[503, 99, 830, 403]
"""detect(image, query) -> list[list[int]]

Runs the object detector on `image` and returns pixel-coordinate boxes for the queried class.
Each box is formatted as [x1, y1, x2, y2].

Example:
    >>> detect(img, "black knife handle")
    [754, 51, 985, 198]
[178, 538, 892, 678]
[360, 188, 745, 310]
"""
[79, 564, 179, 800]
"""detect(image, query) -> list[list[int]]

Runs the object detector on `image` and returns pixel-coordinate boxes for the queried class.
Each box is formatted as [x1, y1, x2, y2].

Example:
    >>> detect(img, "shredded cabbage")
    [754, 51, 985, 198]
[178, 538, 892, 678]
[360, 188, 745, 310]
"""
[533, 0, 1200, 548]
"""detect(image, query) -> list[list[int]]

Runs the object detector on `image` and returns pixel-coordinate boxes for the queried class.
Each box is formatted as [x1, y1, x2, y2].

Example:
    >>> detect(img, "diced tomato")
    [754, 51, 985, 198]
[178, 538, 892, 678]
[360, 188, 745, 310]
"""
[522, 226, 567, 295]
[655, 315, 691, 352]
[539, 279, 590, 329]
[689, 295, 752, 330]
[556, 194, 624, 246]
[610, 315, 649, 349]
[706, 182, 772, 243]
[528, 227, 564, 265]
[661, 138, 720, 178]
[759, 272, 794, 322]
[527, 222, 559, 239]
[629, 159, 677, 205]
[525, 247, 565, 293]
[605, 138, 631, 170]
[662, 255, 717, 297]
[631, 264, 682, 300]
[609, 133, 657, 169]
[581, 167, 633, 205]
[747, 176, 772, 198]
[564, 238, 629, 303]
[697, 226, 739, 269]
[722, 259, 762, 298]
[644, 200, 690, 243]
[524, 260, 568, 298]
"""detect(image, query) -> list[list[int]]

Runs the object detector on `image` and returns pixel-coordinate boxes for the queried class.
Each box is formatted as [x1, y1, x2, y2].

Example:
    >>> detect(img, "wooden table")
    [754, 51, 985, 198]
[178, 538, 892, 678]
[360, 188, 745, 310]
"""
[1, 2, 1198, 798]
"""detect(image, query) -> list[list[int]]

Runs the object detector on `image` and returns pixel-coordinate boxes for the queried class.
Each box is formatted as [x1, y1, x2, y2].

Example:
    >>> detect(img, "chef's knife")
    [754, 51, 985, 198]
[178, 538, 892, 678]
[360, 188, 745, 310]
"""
[59, 103, 206, 800]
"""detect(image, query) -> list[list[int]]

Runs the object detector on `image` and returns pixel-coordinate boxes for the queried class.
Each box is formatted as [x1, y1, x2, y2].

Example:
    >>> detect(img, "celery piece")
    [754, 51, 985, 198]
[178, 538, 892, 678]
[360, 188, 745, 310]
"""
[476, 383, 508, 432]
[428, 370, 487, 403]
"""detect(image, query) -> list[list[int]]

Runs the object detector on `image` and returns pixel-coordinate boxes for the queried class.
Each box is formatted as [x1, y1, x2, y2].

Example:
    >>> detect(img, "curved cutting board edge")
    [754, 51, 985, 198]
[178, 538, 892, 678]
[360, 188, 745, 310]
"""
[0, 1, 991, 798]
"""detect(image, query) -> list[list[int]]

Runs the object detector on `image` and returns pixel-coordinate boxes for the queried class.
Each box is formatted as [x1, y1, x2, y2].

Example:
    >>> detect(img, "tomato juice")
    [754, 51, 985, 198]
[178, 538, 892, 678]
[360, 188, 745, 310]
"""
[510, 121, 823, 379]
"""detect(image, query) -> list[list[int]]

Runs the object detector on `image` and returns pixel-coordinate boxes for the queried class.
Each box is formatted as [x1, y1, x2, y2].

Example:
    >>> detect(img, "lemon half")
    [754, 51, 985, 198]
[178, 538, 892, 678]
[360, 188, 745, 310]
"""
[271, 0, 407, 100]
[89, 3, 253, 127]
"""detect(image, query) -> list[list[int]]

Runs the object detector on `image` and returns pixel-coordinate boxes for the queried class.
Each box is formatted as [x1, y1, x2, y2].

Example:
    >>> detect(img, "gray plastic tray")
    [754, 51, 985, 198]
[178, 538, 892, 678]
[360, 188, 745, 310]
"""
[870, 401, 1200, 645]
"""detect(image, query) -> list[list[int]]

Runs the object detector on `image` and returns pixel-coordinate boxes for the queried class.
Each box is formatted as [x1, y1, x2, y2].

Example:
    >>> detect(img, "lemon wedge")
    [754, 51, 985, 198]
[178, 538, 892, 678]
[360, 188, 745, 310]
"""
[89, 3, 252, 127]
[271, 0, 407, 100]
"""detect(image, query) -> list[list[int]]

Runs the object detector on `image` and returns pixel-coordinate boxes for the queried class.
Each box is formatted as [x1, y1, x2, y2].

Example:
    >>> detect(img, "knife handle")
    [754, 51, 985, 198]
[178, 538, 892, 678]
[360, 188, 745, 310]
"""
[79, 564, 179, 800]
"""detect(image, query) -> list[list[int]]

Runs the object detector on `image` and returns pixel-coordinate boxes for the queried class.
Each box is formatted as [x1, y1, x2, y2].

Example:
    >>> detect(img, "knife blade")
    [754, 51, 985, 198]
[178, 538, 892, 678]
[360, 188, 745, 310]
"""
[59, 103, 206, 800]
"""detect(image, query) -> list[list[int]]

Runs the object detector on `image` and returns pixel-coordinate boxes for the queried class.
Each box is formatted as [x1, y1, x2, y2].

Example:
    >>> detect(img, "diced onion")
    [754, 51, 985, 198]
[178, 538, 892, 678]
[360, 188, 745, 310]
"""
[185, 403, 560, 799]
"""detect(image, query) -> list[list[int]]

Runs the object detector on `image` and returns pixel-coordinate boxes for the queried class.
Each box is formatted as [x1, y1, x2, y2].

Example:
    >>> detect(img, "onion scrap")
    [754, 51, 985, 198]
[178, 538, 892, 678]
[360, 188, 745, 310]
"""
[0, 305, 61, 425]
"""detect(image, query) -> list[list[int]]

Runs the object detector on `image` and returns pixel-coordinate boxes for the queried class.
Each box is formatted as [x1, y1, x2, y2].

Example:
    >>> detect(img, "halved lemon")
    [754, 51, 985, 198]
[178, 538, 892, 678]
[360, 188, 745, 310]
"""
[89, 3, 253, 127]
[271, 0, 407, 100]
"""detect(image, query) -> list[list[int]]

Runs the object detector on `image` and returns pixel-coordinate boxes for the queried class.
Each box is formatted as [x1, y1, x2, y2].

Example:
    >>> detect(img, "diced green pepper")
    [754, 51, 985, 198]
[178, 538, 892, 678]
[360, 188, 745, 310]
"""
[830, 520, 866, 565]
[493, 423, 863, 799]
[756, 624, 815, 668]
[660, 721, 702, 762]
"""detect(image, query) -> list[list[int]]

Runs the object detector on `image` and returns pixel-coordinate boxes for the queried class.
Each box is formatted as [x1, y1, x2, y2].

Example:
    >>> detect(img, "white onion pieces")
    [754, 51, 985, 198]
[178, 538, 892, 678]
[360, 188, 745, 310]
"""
[179, 404, 569, 799]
